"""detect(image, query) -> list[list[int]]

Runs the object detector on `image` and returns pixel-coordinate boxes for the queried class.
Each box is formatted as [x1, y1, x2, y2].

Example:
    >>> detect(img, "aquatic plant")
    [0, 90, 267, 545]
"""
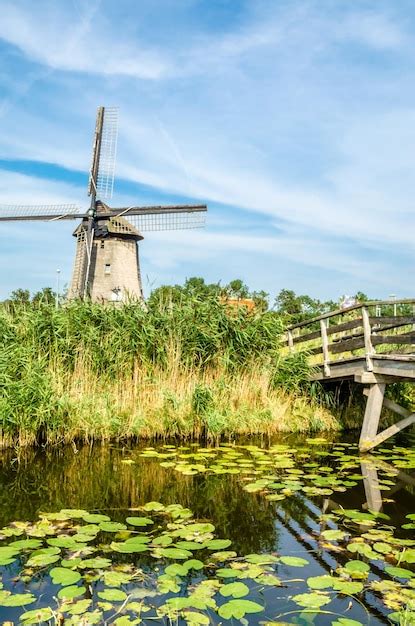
[2, 440, 415, 623]
[0, 299, 337, 446]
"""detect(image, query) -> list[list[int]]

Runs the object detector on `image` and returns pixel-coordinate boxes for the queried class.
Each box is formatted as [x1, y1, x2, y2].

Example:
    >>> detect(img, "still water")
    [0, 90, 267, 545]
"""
[0, 435, 414, 625]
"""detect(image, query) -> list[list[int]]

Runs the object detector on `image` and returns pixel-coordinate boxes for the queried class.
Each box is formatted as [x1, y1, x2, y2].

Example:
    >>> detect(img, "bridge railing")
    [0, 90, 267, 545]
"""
[285, 300, 415, 376]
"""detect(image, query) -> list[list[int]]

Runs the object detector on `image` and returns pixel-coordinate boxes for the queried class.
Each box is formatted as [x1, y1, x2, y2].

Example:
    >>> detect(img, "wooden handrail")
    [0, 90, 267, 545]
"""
[288, 299, 415, 331]
[284, 300, 415, 370]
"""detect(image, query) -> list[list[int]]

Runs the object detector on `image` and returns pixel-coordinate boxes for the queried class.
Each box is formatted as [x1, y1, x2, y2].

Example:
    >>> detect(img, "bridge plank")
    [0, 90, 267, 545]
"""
[292, 318, 362, 345]
[329, 336, 365, 354]
[370, 316, 415, 329]
[372, 333, 415, 345]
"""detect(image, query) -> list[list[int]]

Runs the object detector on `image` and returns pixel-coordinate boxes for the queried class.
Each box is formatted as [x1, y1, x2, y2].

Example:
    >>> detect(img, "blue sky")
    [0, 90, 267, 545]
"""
[0, 0, 414, 301]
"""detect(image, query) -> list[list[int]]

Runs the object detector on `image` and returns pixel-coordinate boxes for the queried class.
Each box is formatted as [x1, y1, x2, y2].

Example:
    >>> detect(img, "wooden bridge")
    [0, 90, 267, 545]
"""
[285, 300, 415, 453]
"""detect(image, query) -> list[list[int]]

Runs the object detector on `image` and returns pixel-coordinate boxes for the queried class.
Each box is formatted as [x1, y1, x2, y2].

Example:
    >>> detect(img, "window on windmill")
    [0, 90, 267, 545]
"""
[100, 240, 105, 249]
[104, 263, 111, 275]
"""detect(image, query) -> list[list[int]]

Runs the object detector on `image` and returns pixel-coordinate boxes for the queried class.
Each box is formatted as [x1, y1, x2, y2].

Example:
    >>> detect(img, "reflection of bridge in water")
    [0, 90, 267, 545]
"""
[285, 300, 415, 452]
[277, 457, 415, 624]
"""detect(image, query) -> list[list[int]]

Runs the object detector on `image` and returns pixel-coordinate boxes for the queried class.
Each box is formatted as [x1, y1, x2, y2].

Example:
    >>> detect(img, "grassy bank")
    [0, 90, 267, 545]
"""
[0, 295, 338, 447]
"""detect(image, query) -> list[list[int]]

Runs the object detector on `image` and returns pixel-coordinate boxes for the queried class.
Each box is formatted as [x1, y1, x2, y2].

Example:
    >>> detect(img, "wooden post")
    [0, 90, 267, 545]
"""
[360, 460, 383, 512]
[287, 330, 294, 353]
[359, 383, 385, 452]
[320, 319, 330, 377]
[362, 307, 374, 372]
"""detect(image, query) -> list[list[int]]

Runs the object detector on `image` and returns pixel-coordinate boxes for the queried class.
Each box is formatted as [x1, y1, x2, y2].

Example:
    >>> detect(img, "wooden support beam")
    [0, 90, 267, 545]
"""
[359, 383, 385, 452]
[360, 460, 383, 512]
[382, 397, 412, 418]
[360, 392, 415, 452]
[355, 373, 400, 384]
[361, 413, 415, 452]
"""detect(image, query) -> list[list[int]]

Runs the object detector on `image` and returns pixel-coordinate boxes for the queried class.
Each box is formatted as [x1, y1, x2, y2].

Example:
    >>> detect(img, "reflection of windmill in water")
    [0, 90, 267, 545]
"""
[0, 107, 207, 302]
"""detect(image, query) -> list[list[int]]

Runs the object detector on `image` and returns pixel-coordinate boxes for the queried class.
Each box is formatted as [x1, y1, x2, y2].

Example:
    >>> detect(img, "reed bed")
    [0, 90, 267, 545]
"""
[0, 297, 338, 447]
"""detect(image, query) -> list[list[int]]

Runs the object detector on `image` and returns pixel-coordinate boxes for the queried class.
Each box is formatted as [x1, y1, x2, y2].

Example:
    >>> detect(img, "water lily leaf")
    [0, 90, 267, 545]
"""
[82, 513, 111, 523]
[333, 580, 364, 594]
[182, 522, 215, 534]
[204, 539, 232, 550]
[218, 599, 264, 619]
[103, 570, 133, 586]
[153, 534, 173, 546]
[373, 542, 392, 554]
[79, 557, 112, 569]
[219, 582, 249, 598]
[61, 557, 82, 568]
[399, 549, 415, 563]
[344, 561, 370, 575]
[20, 608, 55, 624]
[331, 620, 364, 626]
[182, 610, 210, 624]
[217, 568, 241, 578]
[158, 547, 193, 560]
[50, 566, 82, 586]
[111, 541, 148, 554]
[244, 553, 279, 565]
[9, 539, 42, 550]
[0, 593, 36, 607]
[60, 509, 89, 518]
[58, 585, 87, 599]
[157, 573, 181, 593]
[99, 521, 127, 532]
[183, 559, 204, 571]
[210, 551, 237, 561]
[292, 592, 331, 608]
[26, 552, 60, 567]
[176, 541, 205, 550]
[64, 599, 93, 615]
[347, 543, 377, 559]
[165, 563, 188, 577]
[47, 536, 81, 549]
[126, 516, 154, 527]
[0, 546, 20, 558]
[98, 588, 128, 602]
[307, 575, 336, 589]
[142, 501, 165, 511]
[279, 556, 309, 567]
[321, 529, 346, 541]
[385, 565, 415, 579]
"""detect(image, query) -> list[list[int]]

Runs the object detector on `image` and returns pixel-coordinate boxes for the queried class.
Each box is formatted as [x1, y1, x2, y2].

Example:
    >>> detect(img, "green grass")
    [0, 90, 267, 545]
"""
[0, 296, 339, 446]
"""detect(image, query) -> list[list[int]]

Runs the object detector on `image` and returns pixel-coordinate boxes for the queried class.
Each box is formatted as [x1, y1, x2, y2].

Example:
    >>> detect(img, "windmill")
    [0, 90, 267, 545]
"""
[0, 107, 207, 302]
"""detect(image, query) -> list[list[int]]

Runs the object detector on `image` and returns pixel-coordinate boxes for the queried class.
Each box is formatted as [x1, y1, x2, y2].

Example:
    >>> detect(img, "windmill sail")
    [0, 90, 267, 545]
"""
[103, 204, 207, 232]
[0, 204, 83, 221]
[123, 210, 205, 232]
[88, 107, 118, 200]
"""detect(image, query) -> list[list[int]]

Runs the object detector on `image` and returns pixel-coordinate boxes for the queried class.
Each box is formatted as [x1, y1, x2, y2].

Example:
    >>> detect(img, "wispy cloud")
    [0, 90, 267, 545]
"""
[0, 0, 413, 299]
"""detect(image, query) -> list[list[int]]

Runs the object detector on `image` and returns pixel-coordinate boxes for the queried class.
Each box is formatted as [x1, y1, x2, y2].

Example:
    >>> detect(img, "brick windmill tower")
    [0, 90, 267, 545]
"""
[0, 107, 207, 302]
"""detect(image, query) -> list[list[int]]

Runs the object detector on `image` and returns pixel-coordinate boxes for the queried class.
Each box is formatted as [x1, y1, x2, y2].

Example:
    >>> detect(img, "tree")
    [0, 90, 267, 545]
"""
[224, 279, 249, 299]
[9, 288, 30, 304]
[32, 287, 56, 306]
[274, 289, 336, 322]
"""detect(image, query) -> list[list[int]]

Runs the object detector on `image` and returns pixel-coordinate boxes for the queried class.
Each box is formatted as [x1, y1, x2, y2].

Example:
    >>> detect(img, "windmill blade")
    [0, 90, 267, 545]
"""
[0, 204, 85, 222]
[107, 204, 207, 232]
[88, 106, 118, 200]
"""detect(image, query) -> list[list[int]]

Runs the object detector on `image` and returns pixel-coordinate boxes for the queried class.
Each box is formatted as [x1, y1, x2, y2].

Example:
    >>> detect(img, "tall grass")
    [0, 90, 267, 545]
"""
[0, 297, 338, 447]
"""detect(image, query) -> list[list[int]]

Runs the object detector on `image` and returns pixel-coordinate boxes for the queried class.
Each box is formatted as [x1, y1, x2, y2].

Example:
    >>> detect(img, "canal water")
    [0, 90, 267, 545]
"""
[0, 434, 414, 625]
